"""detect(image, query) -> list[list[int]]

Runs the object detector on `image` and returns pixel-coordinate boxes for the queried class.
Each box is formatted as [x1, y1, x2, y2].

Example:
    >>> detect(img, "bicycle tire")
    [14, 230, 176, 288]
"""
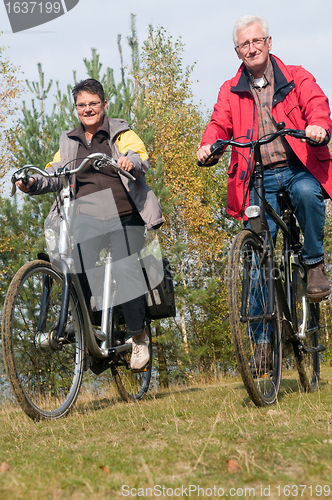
[228, 229, 282, 406]
[291, 263, 320, 392]
[2, 260, 85, 420]
[110, 312, 152, 402]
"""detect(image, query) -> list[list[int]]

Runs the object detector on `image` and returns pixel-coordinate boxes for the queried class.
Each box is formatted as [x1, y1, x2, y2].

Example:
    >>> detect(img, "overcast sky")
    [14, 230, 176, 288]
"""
[1, 0, 332, 115]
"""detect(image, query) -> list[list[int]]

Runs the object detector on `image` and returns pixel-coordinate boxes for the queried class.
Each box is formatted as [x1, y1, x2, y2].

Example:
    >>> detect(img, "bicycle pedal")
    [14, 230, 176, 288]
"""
[302, 344, 326, 354]
[131, 366, 148, 373]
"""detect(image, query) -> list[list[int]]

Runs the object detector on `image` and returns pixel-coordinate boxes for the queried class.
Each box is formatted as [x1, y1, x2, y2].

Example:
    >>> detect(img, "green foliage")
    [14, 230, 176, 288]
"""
[0, 19, 234, 384]
[138, 25, 237, 379]
[0, 193, 53, 304]
[0, 37, 23, 178]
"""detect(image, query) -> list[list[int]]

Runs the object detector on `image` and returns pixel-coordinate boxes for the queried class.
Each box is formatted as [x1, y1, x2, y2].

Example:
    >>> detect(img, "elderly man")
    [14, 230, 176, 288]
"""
[197, 15, 332, 364]
[17, 78, 163, 370]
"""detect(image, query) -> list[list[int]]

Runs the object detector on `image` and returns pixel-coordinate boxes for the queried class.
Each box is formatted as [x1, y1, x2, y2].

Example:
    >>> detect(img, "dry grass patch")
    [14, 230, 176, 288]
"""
[0, 369, 331, 499]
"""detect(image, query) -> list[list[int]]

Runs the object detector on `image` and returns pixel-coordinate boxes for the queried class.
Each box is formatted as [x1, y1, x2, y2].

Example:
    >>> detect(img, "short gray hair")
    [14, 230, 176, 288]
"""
[233, 15, 269, 46]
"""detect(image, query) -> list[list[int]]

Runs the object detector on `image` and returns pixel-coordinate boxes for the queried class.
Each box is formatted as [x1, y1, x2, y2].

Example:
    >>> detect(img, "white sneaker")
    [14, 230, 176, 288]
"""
[131, 334, 150, 370]
[123, 333, 133, 345]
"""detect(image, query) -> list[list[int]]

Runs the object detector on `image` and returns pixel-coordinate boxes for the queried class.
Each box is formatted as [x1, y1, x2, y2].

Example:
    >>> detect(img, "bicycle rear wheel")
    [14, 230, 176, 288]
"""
[110, 311, 152, 402]
[2, 260, 85, 420]
[291, 263, 320, 392]
[228, 230, 282, 406]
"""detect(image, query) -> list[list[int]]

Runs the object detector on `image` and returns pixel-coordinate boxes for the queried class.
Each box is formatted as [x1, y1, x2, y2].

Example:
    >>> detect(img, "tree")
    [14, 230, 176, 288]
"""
[139, 26, 236, 377]
[0, 38, 23, 181]
[0, 194, 51, 303]
[0, 21, 240, 382]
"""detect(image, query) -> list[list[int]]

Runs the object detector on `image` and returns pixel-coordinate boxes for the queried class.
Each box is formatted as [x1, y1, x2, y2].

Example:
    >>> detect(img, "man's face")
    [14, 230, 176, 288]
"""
[75, 91, 108, 132]
[235, 22, 272, 78]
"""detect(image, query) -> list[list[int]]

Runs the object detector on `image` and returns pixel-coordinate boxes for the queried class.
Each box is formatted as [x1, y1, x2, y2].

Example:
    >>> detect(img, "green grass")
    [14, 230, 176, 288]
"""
[1, 367, 332, 499]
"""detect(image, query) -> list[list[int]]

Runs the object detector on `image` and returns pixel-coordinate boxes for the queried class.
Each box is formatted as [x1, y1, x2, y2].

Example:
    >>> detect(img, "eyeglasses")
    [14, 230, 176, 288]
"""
[235, 37, 269, 51]
[75, 101, 102, 110]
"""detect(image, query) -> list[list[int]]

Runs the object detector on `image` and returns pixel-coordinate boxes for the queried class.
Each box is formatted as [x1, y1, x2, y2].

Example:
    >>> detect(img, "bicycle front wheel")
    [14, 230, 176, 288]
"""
[228, 230, 282, 406]
[2, 260, 85, 420]
[291, 263, 320, 392]
[110, 312, 152, 402]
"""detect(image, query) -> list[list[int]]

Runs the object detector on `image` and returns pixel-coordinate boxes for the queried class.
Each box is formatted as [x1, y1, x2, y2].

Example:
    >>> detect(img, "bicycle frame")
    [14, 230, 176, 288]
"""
[248, 142, 300, 345]
[3, 153, 158, 419]
[200, 125, 326, 404]
[12, 153, 136, 360]
[200, 124, 322, 345]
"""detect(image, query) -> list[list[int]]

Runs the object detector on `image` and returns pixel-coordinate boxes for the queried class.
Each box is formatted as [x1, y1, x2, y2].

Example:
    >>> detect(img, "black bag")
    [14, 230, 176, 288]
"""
[142, 256, 176, 320]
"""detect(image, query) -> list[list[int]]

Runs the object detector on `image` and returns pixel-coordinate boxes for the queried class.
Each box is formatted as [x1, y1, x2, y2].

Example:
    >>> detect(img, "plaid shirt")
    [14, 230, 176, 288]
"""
[249, 59, 293, 166]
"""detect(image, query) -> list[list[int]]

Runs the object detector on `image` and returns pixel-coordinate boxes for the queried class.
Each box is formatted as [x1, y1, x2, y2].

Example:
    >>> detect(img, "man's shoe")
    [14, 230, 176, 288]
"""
[306, 260, 331, 301]
[131, 334, 150, 370]
[249, 343, 272, 377]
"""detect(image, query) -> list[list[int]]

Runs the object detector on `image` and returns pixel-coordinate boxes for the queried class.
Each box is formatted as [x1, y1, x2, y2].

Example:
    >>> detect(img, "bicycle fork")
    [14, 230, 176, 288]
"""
[34, 259, 72, 350]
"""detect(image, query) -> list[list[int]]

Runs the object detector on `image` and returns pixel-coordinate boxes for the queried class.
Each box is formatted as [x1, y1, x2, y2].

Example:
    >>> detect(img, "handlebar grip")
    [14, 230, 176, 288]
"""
[10, 169, 30, 196]
[197, 157, 219, 167]
[287, 129, 328, 145]
[197, 139, 226, 167]
[320, 133, 330, 146]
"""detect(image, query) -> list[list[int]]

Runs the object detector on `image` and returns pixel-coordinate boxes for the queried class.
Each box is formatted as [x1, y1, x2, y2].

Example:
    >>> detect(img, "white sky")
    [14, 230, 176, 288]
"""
[1, 0, 332, 115]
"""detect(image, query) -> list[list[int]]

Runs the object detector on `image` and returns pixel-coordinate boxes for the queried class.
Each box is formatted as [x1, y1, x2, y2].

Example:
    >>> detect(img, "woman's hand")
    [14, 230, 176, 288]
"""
[117, 156, 134, 172]
[16, 177, 35, 193]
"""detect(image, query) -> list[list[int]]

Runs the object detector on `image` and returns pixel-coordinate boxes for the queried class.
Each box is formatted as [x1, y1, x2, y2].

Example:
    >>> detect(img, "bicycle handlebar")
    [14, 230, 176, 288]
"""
[11, 152, 136, 196]
[198, 125, 325, 167]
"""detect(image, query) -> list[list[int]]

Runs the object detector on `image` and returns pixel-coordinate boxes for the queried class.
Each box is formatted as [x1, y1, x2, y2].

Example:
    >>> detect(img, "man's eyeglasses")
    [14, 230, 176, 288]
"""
[235, 36, 269, 51]
[75, 101, 102, 110]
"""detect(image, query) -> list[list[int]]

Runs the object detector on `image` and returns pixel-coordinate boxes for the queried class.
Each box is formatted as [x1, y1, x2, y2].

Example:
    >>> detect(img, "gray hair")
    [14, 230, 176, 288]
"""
[233, 15, 269, 46]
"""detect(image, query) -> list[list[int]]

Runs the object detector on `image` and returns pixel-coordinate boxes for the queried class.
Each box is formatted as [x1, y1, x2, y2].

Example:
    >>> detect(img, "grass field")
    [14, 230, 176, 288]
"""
[0, 366, 332, 500]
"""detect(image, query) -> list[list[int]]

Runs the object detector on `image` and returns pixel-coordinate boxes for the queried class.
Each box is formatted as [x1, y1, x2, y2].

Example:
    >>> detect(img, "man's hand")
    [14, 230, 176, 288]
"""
[197, 145, 213, 164]
[16, 177, 35, 193]
[117, 156, 134, 172]
[303, 125, 327, 143]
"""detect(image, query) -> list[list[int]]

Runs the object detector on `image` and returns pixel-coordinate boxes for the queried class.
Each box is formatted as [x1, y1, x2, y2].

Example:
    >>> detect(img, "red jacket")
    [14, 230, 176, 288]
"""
[201, 55, 332, 220]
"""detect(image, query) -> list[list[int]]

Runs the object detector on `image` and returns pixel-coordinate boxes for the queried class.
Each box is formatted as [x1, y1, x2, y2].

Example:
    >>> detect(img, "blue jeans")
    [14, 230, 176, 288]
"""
[250, 162, 325, 265]
[248, 162, 325, 343]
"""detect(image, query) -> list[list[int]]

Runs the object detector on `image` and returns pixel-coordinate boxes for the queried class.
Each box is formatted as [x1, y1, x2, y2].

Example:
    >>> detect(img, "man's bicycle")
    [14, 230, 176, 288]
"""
[2, 153, 164, 420]
[199, 124, 328, 406]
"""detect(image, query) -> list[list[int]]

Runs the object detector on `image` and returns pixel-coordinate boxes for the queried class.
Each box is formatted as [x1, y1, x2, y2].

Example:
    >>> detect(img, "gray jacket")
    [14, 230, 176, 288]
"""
[31, 118, 164, 229]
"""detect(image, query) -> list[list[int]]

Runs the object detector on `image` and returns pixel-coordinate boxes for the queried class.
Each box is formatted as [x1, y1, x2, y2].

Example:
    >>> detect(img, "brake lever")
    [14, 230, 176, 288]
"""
[93, 157, 136, 180]
[10, 169, 29, 197]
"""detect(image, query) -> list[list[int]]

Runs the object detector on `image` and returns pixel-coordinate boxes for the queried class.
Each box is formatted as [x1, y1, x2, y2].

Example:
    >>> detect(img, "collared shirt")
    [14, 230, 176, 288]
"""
[249, 59, 292, 166]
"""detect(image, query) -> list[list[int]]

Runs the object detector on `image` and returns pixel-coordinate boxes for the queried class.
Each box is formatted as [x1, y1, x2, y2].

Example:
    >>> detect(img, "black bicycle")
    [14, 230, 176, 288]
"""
[2, 153, 165, 420]
[199, 124, 327, 406]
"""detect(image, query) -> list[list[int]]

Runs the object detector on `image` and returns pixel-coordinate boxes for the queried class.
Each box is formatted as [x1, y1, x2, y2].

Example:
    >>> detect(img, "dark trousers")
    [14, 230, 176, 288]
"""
[72, 212, 147, 336]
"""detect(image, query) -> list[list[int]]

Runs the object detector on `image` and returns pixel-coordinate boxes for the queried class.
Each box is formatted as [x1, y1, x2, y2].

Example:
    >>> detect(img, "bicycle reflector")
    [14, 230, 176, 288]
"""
[245, 205, 262, 233]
